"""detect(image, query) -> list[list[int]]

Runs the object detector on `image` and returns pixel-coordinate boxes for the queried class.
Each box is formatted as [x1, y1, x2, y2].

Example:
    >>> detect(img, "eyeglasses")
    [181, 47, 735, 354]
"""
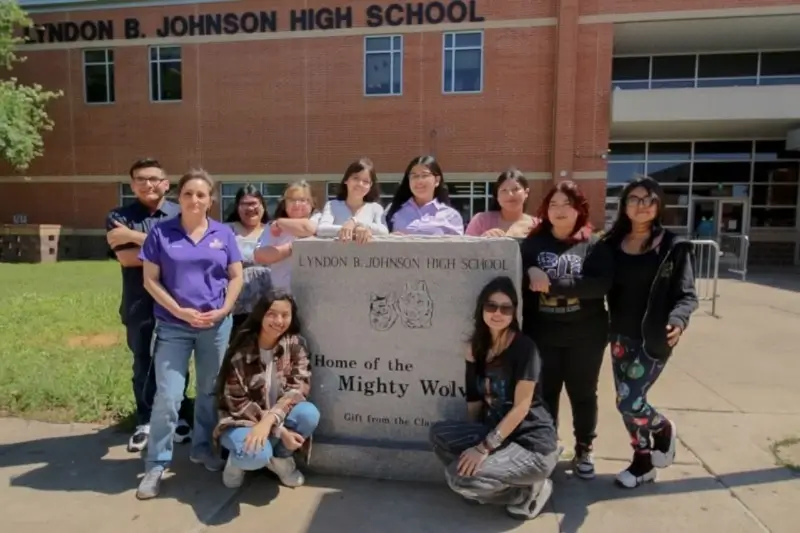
[349, 177, 373, 187]
[499, 187, 525, 196]
[132, 177, 164, 186]
[626, 195, 657, 208]
[483, 301, 515, 316]
[409, 172, 435, 181]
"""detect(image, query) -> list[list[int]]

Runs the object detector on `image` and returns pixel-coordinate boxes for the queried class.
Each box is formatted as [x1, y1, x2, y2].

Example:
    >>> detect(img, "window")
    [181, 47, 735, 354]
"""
[611, 50, 800, 89]
[364, 35, 402, 96]
[120, 183, 176, 206]
[443, 31, 483, 94]
[83, 49, 115, 104]
[220, 183, 287, 220]
[326, 181, 397, 206]
[606, 140, 800, 231]
[149, 46, 182, 102]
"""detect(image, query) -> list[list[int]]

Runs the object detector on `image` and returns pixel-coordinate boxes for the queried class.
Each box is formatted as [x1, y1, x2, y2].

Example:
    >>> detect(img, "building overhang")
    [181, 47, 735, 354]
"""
[614, 14, 800, 55]
[611, 85, 800, 140]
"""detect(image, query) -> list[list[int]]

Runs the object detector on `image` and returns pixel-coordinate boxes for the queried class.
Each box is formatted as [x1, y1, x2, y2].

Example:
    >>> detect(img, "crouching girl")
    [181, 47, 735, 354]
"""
[212, 291, 320, 489]
[429, 276, 559, 520]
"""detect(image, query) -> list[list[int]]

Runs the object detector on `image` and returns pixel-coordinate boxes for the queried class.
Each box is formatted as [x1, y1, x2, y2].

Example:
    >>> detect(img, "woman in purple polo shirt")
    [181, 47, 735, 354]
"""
[383, 155, 465, 236]
[135, 169, 244, 500]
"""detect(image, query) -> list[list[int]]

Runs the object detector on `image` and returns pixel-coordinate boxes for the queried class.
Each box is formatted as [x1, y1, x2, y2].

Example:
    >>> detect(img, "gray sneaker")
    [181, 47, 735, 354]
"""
[136, 467, 164, 500]
[266, 456, 305, 487]
[222, 456, 245, 488]
[506, 478, 553, 520]
[190, 453, 226, 472]
[573, 449, 596, 480]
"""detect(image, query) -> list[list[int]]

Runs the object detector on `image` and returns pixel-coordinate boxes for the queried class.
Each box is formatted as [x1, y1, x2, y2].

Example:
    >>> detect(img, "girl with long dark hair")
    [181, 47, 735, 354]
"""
[225, 185, 272, 337]
[212, 291, 318, 489]
[466, 168, 537, 238]
[520, 180, 613, 481]
[384, 155, 464, 235]
[602, 176, 697, 488]
[429, 276, 558, 521]
[316, 157, 388, 243]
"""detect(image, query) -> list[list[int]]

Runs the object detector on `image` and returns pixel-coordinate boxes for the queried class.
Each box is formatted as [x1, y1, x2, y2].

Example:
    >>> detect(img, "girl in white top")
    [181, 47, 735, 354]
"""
[316, 157, 388, 243]
[254, 181, 321, 292]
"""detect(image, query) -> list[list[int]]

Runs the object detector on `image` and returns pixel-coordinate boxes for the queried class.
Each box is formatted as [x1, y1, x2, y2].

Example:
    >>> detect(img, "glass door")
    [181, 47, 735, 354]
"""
[691, 199, 718, 240]
[718, 200, 748, 274]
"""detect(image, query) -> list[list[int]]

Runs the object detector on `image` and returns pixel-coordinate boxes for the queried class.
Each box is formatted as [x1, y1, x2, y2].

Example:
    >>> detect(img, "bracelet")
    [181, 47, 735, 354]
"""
[474, 443, 490, 455]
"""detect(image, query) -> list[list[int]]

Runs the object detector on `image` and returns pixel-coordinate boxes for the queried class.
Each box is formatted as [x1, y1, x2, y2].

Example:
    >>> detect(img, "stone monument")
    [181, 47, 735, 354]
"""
[291, 235, 522, 482]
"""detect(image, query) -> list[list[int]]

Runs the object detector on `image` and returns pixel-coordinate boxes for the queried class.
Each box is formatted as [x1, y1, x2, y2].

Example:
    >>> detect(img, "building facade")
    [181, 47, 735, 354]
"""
[1, 0, 799, 265]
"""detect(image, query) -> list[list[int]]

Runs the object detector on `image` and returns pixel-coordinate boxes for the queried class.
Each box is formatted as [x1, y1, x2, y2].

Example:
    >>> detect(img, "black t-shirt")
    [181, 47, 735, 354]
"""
[608, 247, 661, 339]
[465, 333, 557, 455]
[520, 232, 612, 346]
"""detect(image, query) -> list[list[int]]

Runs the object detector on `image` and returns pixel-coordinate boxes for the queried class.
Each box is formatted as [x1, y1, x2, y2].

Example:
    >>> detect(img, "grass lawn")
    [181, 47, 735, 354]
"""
[0, 261, 141, 424]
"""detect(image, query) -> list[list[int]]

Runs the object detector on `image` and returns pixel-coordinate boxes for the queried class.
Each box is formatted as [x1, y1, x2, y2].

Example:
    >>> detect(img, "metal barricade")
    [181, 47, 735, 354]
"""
[718, 234, 749, 281]
[690, 239, 720, 317]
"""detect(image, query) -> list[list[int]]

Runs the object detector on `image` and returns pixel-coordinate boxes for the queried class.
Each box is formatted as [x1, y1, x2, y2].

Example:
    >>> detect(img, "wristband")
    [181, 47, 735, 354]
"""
[483, 429, 504, 451]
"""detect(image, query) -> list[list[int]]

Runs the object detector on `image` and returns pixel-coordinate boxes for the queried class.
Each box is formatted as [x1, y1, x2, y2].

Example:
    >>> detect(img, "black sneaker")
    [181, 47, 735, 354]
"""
[652, 419, 677, 468]
[572, 444, 595, 480]
[127, 425, 149, 453]
[615, 451, 657, 488]
[173, 419, 192, 444]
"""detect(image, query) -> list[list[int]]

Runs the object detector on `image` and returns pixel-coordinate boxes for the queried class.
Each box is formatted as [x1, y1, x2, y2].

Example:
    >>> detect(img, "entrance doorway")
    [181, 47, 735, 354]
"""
[690, 197, 749, 274]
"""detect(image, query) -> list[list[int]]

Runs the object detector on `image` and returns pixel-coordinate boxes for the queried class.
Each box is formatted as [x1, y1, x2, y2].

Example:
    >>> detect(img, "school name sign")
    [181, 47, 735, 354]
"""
[24, 1, 485, 44]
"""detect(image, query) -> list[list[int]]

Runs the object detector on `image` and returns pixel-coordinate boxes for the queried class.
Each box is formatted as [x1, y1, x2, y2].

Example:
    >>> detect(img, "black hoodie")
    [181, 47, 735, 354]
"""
[606, 230, 699, 361]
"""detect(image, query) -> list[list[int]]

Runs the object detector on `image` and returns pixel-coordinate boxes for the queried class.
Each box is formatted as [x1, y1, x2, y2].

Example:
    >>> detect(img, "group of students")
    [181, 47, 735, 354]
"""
[106, 154, 697, 519]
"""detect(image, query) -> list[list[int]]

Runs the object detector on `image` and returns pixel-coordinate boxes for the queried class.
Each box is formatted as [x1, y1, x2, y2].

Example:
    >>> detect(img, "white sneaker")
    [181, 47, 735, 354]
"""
[127, 424, 149, 453]
[506, 479, 553, 520]
[266, 456, 305, 487]
[651, 420, 677, 468]
[222, 456, 245, 488]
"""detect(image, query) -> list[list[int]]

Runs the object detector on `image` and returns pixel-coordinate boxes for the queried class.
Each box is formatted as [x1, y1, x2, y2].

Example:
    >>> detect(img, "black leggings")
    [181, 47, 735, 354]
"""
[536, 330, 606, 448]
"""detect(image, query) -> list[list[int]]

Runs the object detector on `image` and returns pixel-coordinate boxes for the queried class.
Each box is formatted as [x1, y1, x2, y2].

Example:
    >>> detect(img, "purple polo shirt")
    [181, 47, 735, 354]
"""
[138, 216, 243, 326]
[387, 199, 465, 235]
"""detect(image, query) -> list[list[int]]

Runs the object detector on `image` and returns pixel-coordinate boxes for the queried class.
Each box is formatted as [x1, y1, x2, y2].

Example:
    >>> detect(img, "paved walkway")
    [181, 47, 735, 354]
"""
[1, 276, 799, 533]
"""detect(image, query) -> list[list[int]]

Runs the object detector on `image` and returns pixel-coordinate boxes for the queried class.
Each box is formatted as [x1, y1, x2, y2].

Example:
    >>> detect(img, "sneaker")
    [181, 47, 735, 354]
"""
[651, 419, 677, 468]
[222, 455, 245, 488]
[174, 419, 192, 444]
[573, 445, 596, 480]
[190, 453, 226, 472]
[266, 456, 305, 487]
[506, 478, 553, 520]
[136, 466, 164, 500]
[615, 451, 657, 488]
[127, 425, 149, 453]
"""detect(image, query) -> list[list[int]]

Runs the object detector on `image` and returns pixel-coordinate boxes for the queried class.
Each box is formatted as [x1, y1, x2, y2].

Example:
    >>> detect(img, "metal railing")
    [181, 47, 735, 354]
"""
[719, 234, 749, 281]
[690, 239, 720, 317]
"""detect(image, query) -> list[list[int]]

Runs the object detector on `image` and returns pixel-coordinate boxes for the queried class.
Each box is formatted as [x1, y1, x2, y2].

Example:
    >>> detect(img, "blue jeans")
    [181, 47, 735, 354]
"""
[145, 316, 232, 470]
[220, 402, 320, 470]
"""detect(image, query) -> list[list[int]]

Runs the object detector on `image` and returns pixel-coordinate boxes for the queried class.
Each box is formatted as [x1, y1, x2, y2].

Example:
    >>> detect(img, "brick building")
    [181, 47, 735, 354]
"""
[1, 0, 799, 265]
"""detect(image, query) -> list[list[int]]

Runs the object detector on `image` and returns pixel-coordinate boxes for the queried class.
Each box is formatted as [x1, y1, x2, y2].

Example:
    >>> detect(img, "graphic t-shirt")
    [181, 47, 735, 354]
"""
[466, 333, 557, 455]
[520, 232, 612, 346]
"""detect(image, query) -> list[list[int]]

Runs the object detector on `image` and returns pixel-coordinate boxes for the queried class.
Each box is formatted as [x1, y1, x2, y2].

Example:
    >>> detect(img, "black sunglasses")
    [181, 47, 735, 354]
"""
[483, 301, 515, 316]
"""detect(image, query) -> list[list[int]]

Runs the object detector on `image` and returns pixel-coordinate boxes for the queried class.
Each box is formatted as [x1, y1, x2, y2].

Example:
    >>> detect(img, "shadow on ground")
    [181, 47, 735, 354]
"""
[0, 419, 237, 528]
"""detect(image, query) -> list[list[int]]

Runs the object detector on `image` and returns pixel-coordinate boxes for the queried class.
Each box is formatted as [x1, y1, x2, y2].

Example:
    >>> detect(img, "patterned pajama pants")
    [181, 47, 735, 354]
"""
[609, 335, 669, 451]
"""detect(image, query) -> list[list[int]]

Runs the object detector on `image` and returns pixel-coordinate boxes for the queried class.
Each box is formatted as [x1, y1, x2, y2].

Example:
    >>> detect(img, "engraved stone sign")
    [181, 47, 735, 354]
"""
[291, 235, 522, 481]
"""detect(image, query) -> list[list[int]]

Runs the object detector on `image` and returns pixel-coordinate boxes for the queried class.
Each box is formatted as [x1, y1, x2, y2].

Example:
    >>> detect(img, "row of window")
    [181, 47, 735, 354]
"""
[83, 32, 483, 104]
[612, 50, 800, 90]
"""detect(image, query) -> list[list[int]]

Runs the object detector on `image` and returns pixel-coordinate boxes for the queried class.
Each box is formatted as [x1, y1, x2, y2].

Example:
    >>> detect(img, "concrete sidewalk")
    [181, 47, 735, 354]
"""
[1, 277, 798, 533]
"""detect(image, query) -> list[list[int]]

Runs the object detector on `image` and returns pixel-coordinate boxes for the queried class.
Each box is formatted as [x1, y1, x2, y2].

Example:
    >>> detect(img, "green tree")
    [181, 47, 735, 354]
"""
[0, 1, 62, 171]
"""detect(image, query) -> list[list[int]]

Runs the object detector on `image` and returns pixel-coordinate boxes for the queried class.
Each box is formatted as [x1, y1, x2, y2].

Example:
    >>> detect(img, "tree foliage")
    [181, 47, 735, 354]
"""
[0, 1, 63, 171]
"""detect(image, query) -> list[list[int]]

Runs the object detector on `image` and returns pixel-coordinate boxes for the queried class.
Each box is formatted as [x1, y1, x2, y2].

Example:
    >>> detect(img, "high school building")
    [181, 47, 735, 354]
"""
[1, 0, 799, 265]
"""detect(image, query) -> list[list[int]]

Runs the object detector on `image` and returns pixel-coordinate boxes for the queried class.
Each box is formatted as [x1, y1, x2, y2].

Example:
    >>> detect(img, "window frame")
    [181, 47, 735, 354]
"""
[442, 30, 484, 95]
[363, 35, 404, 97]
[148, 45, 183, 103]
[82, 48, 115, 105]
